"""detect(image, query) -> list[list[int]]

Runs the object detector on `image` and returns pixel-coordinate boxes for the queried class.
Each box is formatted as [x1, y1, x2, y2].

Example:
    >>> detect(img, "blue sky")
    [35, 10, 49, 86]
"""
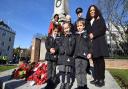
[0, 0, 96, 48]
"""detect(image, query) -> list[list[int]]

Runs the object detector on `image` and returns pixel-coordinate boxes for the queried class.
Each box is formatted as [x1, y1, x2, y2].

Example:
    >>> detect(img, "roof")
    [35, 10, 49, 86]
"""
[0, 20, 16, 34]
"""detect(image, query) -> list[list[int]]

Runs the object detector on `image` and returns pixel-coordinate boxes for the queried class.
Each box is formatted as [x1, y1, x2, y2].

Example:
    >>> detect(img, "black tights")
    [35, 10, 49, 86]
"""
[60, 71, 71, 83]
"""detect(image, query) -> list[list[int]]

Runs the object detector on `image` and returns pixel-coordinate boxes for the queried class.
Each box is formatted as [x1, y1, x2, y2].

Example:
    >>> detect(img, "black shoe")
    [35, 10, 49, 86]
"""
[95, 80, 105, 87]
[90, 80, 98, 85]
[86, 69, 91, 75]
[60, 83, 65, 89]
[75, 86, 80, 89]
[65, 83, 70, 89]
[45, 79, 55, 89]
[75, 86, 83, 89]
[83, 85, 89, 89]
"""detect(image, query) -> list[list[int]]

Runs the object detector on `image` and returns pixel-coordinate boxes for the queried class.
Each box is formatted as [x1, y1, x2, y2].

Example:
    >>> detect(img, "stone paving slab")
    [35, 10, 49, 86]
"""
[0, 69, 121, 89]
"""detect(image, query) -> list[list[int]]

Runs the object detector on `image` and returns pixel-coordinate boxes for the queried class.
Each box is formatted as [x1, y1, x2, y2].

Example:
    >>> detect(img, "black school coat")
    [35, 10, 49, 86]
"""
[57, 34, 76, 67]
[74, 30, 92, 59]
[45, 35, 60, 62]
[87, 17, 109, 58]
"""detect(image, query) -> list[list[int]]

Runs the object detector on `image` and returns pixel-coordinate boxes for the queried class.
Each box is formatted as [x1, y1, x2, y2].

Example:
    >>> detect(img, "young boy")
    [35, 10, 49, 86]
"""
[57, 21, 75, 89]
[74, 18, 92, 89]
[74, 8, 91, 75]
[45, 25, 60, 89]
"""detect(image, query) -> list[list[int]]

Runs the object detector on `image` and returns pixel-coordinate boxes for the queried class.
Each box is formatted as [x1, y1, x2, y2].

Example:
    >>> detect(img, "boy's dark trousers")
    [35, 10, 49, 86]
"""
[47, 61, 56, 81]
[92, 56, 105, 81]
[75, 58, 88, 87]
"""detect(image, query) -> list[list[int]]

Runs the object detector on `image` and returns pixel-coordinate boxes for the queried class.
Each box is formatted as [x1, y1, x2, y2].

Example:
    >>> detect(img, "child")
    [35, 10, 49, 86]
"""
[74, 18, 91, 89]
[65, 15, 75, 35]
[48, 14, 62, 35]
[57, 21, 75, 89]
[45, 25, 60, 89]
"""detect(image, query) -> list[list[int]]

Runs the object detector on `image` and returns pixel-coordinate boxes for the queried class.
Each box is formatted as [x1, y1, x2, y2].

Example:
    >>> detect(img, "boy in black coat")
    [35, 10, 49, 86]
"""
[58, 21, 75, 89]
[74, 18, 92, 89]
[45, 26, 60, 89]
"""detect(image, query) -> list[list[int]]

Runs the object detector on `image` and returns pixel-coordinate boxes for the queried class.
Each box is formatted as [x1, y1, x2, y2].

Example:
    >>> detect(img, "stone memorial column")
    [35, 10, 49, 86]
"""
[54, 0, 69, 21]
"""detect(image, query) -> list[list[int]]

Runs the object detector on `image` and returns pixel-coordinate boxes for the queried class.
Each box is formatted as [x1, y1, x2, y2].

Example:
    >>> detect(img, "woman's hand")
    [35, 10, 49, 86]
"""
[87, 53, 92, 59]
[89, 33, 94, 39]
[50, 48, 55, 54]
[96, 16, 100, 20]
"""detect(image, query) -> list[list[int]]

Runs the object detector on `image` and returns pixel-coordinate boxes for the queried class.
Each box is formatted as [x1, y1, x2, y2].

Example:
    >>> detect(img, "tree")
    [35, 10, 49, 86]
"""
[96, 0, 128, 55]
[96, 0, 128, 40]
[13, 47, 21, 57]
[96, 0, 128, 25]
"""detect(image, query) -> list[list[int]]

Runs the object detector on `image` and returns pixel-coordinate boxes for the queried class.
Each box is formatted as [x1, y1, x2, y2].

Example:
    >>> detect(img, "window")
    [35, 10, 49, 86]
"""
[2, 31, 6, 37]
[8, 46, 10, 51]
[1, 41, 4, 46]
[9, 37, 11, 41]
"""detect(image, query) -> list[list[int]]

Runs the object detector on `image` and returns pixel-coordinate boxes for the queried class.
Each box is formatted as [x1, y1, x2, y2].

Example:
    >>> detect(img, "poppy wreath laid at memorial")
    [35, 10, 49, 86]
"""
[11, 63, 30, 79]
[11, 61, 48, 86]
[27, 62, 48, 85]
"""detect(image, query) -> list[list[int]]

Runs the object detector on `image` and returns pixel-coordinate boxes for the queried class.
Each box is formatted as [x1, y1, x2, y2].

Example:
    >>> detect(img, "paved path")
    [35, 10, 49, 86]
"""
[0, 68, 121, 89]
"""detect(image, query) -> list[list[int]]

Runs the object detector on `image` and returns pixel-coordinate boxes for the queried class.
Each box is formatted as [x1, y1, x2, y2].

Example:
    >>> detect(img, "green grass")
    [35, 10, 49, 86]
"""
[0, 65, 17, 89]
[0, 65, 17, 72]
[108, 69, 128, 89]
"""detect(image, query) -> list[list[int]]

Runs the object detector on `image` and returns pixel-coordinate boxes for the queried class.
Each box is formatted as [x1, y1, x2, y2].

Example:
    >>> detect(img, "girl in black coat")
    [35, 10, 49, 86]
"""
[86, 5, 109, 87]
[58, 21, 75, 89]
[45, 26, 61, 89]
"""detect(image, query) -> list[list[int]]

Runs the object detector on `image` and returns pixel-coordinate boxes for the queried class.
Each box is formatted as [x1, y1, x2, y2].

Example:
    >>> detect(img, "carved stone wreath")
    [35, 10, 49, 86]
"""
[56, 0, 62, 7]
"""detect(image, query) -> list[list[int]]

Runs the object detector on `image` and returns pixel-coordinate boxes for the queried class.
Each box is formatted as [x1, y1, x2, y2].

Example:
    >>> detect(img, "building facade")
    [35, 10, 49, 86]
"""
[0, 21, 16, 60]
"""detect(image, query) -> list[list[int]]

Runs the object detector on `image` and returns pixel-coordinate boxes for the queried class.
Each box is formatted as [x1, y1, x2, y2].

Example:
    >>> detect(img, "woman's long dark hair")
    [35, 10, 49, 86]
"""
[86, 5, 102, 21]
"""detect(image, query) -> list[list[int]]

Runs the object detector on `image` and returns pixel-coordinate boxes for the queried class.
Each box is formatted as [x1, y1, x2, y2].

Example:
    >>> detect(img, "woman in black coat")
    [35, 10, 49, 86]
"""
[86, 5, 109, 87]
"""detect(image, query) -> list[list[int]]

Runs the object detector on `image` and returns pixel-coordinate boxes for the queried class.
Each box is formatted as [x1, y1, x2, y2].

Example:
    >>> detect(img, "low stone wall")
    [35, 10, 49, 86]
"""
[90, 59, 128, 69]
[105, 59, 128, 69]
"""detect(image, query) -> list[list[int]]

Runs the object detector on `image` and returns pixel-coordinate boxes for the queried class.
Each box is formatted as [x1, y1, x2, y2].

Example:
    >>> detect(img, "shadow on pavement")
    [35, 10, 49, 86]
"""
[5, 80, 27, 89]
[0, 75, 11, 88]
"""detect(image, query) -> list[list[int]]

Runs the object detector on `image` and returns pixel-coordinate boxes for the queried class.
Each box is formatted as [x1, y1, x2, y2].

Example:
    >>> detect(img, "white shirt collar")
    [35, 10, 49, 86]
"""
[90, 18, 95, 26]
[76, 30, 85, 34]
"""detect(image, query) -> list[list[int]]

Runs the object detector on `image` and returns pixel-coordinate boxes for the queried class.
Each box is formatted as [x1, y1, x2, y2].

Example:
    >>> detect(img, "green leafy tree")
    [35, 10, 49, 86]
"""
[13, 47, 21, 57]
